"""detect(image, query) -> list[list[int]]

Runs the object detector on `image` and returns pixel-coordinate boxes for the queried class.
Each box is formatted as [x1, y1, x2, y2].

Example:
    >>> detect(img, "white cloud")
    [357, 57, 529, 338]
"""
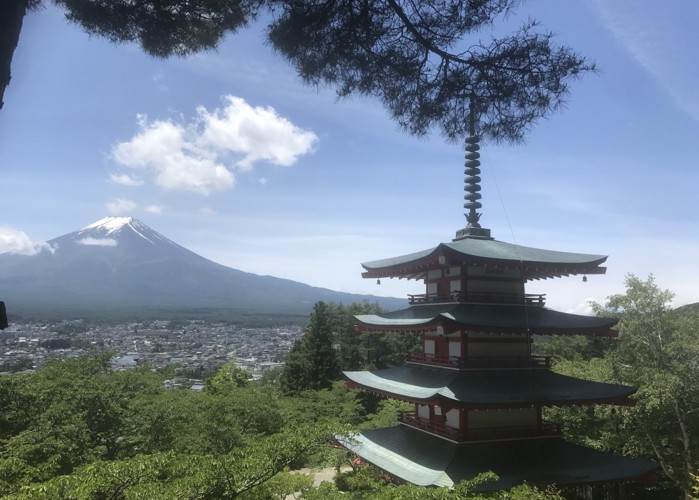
[145, 205, 163, 214]
[109, 173, 144, 186]
[196, 96, 319, 170]
[78, 237, 118, 247]
[565, 299, 596, 316]
[112, 116, 234, 196]
[111, 96, 318, 195]
[0, 227, 54, 255]
[106, 198, 138, 214]
[259, 177, 268, 185]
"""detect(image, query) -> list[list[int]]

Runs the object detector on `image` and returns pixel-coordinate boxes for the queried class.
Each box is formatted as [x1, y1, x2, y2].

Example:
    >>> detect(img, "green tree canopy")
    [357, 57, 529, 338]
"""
[281, 301, 340, 393]
[545, 275, 699, 499]
[206, 359, 250, 393]
[1, 349, 572, 498]
[3, 0, 593, 143]
[592, 275, 699, 499]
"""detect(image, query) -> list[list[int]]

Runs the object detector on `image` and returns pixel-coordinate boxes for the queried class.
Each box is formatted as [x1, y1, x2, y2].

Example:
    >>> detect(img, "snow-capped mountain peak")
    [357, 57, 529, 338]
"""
[0, 216, 406, 316]
[80, 216, 134, 234]
[74, 216, 165, 246]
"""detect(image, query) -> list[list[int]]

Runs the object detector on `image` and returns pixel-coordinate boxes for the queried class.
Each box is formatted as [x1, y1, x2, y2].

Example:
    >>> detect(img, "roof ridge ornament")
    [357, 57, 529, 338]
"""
[455, 96, 492, 241]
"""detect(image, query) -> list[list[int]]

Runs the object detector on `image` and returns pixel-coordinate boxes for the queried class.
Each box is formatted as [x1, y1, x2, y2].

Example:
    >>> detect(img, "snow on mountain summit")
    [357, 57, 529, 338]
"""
[80, 216, 135, 234]
[75, 216, 163, 246]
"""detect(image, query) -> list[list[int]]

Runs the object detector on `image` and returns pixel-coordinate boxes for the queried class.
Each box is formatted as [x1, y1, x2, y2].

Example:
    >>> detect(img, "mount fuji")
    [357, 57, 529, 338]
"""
[0, 217, 406, 318]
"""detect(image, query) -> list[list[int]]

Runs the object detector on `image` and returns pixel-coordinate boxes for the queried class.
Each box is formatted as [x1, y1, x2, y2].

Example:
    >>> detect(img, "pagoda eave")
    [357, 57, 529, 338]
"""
[361, 264, 606, 282]
[339, 427, 657, 490]
[361, 240, 609, 281]
[354, 304, 618, 337]
[343, 366, 637, 407]
[345, 379, 636, 408]
[355, 321, 617, 338]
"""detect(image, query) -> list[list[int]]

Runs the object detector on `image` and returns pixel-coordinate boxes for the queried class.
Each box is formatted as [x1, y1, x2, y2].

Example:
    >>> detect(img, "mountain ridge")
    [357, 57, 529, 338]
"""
[0, 217, 406, 319]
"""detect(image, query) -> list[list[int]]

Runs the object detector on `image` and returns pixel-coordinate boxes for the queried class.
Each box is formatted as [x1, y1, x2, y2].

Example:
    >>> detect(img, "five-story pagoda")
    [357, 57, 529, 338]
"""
[340, 113, 656, 493]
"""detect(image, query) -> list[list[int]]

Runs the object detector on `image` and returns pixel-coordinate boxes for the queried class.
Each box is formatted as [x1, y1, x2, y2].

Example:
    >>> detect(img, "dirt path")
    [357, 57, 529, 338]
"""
[285, 466, 350, 498]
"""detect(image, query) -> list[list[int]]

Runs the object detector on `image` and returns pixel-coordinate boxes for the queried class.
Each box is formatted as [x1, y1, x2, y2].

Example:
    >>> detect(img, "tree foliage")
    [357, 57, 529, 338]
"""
[0, 339, 579, 498]
[308, 464, 561, 499]
[280, 300, 420, 393]
[206, 359, 250, 393]
[0, 353, 336, 498]
[594, 275, 699, 499]
[4, 0, 593, 143]
[544, 275, 699, 499]
[333, 301, 420, 371]
[281, 301, 340, 393]
[267, 0, 593, 143]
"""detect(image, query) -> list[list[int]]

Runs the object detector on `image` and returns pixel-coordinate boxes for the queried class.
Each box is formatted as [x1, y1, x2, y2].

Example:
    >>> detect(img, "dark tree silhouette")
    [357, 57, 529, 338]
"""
[0, 0, 33, 110]
[2, 0, 594, 143]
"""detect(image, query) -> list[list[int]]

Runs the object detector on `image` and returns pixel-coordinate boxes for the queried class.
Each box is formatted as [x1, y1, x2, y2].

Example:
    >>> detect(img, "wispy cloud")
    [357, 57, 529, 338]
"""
[106, 198, 138, 214]
[152, 70, 169, 92]
[111, 96, 318, 195]
[594, 0, 699, 120]
[144, 205, 163, 214]
[109, 173, 143, 186]
[0, 227, 54, 255]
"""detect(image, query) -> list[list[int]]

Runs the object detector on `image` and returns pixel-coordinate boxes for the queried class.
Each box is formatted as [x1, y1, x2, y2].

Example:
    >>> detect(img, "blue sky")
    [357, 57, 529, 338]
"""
[1, 0, 698, 313]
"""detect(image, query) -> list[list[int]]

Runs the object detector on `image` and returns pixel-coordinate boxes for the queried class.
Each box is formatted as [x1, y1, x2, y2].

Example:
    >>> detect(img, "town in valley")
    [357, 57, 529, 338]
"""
[0, 318, 303, 386]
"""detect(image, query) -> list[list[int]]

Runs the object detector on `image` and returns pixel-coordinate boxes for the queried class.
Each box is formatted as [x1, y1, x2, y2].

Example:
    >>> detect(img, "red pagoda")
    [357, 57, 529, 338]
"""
[340, 115, 656, 493]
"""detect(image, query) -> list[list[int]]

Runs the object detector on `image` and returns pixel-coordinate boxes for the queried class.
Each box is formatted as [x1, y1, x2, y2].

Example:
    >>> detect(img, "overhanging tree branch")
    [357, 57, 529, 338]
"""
[3, 0, 595, 144]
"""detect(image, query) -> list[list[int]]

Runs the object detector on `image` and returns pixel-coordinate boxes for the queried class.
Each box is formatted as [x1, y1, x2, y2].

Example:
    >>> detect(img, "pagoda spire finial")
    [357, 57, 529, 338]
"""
[455, 96, 492, 240]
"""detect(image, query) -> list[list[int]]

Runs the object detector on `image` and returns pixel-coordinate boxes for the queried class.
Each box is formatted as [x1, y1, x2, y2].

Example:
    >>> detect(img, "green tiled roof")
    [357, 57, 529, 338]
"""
[340, 426, 656, 490]
[355, 303, 617, 335]
[344, 365, 635, 405]
[362, 237, 607, 273]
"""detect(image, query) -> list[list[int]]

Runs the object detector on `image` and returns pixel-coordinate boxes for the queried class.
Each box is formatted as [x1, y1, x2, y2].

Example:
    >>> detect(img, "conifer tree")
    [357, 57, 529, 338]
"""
[281, 301, 340, 393]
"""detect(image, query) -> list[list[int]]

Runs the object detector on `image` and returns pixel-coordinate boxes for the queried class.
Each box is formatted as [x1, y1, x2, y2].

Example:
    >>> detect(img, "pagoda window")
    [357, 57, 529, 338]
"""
[465, 266, 525, 304]
[468, 340, 529, 358]
[450, 279, 461, 300]
[445, 408, 460, 429]
[467, 408, 537, 430]
[417, 404, 429, 420]
[446, 266, 461, 276]
[427, 269, 442, 280]
[424, 339, 435, 355]
[448, 341, 461, 358]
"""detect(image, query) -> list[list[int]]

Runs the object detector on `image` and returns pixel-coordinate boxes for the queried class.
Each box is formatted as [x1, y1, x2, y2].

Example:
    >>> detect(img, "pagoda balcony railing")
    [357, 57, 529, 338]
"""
[406, 352, 551, 369]
[398, 411, 561, 442]
[465, 421, 561, 441]
[408, 291, 546, 306]
[398, 411, 462, 441]
[406, 352, 466, 368]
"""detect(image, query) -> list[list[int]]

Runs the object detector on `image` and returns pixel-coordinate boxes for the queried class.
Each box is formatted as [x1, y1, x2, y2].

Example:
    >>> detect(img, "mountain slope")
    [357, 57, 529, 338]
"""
[0, 217, 406, 317]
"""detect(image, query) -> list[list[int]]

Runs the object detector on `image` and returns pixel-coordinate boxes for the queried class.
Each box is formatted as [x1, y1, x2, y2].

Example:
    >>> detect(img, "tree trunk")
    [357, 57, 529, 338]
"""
[0, 0, 30, 110]
[672, 399, 694, 500]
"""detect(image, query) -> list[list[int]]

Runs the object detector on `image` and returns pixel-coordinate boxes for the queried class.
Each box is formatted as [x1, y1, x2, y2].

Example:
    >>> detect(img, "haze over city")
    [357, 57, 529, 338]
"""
[2, 0, 698, 314]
